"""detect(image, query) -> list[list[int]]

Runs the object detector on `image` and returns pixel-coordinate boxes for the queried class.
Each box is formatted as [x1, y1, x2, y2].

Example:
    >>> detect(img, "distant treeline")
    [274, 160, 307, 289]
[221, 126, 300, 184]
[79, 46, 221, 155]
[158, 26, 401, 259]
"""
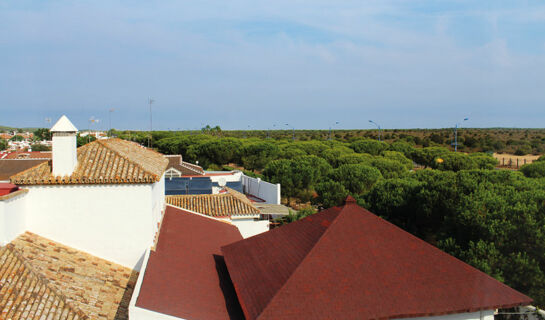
[113, 126, 545, 155]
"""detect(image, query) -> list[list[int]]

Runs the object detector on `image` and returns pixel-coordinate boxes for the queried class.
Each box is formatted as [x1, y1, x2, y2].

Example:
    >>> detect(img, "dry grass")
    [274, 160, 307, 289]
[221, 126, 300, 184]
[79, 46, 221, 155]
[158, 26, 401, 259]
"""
[493, 153, 540, 168]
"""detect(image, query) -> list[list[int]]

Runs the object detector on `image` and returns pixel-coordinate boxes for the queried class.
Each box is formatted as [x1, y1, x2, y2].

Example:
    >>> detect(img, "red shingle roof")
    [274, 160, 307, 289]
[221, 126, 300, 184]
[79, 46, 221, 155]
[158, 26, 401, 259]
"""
[136, 206, 244, 320]
[222, 196, 532, 320]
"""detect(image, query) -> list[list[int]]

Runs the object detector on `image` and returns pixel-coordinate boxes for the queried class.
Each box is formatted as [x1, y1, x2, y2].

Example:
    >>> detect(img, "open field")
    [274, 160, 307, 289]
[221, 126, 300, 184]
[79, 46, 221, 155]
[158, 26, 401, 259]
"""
[494, 153, 541, 169]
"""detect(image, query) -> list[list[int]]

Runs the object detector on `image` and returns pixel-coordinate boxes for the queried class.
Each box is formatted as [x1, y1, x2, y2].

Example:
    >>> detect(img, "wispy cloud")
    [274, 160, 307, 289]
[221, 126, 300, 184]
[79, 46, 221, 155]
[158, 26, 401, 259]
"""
[0, 0, 544, 129]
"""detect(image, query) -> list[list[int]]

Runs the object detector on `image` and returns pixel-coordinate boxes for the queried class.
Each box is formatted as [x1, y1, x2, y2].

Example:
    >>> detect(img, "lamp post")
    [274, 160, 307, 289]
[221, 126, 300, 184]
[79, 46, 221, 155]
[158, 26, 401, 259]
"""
[108, 108, 115, 137]
[328, 121, 340, 140]
[148, 97, 155, 148]
[245, 125, 251, 139]
[285, 123, 295, 140]
[368, 120, 382, 141]
[452, 117, 469, 152]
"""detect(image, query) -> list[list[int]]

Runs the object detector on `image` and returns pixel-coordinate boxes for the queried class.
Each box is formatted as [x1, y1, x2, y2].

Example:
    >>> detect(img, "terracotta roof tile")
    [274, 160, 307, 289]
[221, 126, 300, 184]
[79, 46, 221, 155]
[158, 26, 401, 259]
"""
[6, 232, 138, 320]
[0, 244, 85, 320]
[0, 159, 48, 181]
[165, 155, 204, 175]
[166, 188, 260, 217]
[10, 138, 168, 185]
[222, 198, 533, 320]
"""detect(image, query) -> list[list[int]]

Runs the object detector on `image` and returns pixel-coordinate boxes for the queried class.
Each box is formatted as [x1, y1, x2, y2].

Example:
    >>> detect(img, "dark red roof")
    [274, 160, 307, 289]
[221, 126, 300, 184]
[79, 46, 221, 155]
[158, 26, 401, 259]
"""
[136, 205, 244, 320]
[0, 183, 19, 196]
[222, 197, 533, 320]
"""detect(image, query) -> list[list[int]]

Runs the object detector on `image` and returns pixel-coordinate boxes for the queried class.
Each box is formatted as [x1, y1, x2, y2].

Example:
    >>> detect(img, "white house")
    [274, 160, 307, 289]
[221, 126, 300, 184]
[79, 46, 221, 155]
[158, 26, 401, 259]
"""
[7, 115, 168, 270]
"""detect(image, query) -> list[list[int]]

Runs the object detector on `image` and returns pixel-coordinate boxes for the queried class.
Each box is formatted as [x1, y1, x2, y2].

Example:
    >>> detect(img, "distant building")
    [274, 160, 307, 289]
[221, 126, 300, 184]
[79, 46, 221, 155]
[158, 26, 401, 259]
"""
[164, 154, 205, 177]
[166, 188, 269, 238]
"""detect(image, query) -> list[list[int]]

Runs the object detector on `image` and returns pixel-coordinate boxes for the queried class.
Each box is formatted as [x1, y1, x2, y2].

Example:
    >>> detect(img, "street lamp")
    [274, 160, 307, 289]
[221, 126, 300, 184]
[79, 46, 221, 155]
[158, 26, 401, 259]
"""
[328, 121, 340, 140]
[368, 120, 382, 141]
[452, 117, 469, 152]
[108, 108, 115, 137]
[285, 123, 295, 141]
[148, 97, 155, 148]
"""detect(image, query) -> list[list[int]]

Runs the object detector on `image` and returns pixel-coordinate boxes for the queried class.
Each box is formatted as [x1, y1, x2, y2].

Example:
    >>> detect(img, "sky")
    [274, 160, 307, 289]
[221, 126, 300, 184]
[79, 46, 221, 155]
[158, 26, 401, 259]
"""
[1, 0, 545, 130]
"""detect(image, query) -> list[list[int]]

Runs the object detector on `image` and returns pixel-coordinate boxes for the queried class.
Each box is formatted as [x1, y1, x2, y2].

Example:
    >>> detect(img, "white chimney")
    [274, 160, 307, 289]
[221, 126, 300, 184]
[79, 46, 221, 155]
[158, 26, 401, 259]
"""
[50, 115, 78, 177]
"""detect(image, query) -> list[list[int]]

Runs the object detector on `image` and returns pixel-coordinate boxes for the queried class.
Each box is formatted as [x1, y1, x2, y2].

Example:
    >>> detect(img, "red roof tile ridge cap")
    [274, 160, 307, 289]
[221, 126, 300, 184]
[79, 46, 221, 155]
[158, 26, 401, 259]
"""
[256, 206, 345, 319]
[4, 242, 90, 319]
[99, 138, 161, 182]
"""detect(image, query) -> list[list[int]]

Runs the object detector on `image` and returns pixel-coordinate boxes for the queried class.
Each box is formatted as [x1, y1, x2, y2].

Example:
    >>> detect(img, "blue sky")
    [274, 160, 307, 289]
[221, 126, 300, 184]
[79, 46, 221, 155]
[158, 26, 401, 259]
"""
[1, 0, 544, 130]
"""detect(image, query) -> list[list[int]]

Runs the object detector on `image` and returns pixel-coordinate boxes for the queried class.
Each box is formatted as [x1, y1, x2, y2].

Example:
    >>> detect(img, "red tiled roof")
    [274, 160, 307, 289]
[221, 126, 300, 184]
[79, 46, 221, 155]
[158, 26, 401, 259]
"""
[0, 159, 48, 181]
[3, 151, 52, 160]
[165, 155, 205, 176]
[165, 188, 261, 217]
[136, 206, 244, 320]
[222, 196, 533, 320]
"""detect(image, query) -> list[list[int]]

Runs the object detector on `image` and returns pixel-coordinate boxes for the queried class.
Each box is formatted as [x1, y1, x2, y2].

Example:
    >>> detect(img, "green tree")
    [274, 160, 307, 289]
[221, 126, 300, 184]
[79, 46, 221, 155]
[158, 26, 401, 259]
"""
[411, 147, 449, 167]
[332, 164, 382, 194]
[30, 144, 51, 151]
[34, 128, 52, 141]
[520, 161, 545, 178]
[263, 159, 296, 201]
[431, 153, 478, 172]
[321, 146, 354, 167]
[241, 142, 280, 171]
[313, 180, 349, 208]
[350, 139, 389, 155]
[0, 139, 7, 151]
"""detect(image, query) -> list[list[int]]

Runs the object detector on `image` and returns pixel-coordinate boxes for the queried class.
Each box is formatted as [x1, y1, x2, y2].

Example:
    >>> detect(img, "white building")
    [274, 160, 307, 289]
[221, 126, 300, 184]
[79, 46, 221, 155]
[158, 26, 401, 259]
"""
[6, 115, 168, 270]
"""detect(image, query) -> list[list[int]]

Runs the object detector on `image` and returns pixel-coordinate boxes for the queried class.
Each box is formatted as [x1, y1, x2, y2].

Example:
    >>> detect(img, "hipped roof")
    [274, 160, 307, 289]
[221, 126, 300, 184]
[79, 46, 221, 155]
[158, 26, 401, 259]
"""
[222, 196, 533, 320]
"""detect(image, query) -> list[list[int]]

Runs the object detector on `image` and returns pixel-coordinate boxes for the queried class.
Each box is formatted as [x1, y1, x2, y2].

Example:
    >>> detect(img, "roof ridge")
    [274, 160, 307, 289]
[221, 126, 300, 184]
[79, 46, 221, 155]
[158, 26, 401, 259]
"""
[97, 138, 159, 181]
[10, 161, 50, 182]
[256, 207, 345, 319]
[178, 161, 204, 174]
[3, 244, 89, 319]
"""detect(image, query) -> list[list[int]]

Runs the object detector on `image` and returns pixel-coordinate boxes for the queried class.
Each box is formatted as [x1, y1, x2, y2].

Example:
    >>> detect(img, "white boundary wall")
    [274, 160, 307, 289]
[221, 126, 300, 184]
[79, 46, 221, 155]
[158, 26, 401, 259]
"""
[398, 310, 494, 320]
[241, 174, 280, 204]
[231, 217, 269, 238]
[23, 176, 165, 270]
[0, 191, 28, 245]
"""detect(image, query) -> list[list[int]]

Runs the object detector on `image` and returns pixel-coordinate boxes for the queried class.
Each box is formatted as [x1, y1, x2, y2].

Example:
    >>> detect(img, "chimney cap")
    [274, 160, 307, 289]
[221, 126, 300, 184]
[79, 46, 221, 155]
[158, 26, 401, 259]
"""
[51, 115, 78, 133]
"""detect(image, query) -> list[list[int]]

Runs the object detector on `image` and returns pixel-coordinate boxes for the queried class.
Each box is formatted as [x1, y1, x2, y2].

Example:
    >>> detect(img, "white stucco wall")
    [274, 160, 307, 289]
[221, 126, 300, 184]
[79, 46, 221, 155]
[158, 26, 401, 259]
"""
[242, 175, 281, 204]
[52, 133, 77, 177]
[151, 175, 166, 234]
[0, 190, 28, 245]
[231, 217, 269, 238]
[24, 183, 159, 270]
[399, 310, 494, 320]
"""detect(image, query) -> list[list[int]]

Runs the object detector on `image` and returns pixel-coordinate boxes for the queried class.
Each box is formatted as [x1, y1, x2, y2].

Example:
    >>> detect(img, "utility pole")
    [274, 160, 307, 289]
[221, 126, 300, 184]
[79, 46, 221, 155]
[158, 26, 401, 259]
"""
[329, 121, 339, 140]
[148, 97, 154, 148]
[452, 117, 469, 152]
[285, 123, 295, 140]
